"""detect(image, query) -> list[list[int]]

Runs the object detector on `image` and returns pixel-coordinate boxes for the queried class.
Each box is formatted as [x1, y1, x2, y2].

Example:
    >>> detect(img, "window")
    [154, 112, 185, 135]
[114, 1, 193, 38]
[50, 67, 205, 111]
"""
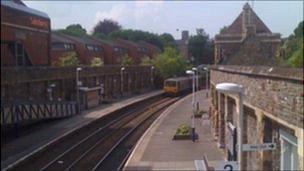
[165, 81, 176, 87]
[52, 43, 65, 50]
[114, 47, 119, 52]
[86, 44, 94, 51]
[280, 129, 298, 171]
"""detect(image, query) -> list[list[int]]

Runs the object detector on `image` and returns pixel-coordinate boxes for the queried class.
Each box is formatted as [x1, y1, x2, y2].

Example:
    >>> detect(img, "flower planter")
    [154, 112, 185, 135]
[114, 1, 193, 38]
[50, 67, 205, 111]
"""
[173, 134, 191, 140]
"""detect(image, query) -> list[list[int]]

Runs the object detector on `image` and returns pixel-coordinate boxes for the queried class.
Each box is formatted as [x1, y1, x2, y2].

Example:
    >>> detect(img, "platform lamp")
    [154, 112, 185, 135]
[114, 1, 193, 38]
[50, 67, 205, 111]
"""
[192, 67, 199, 111]
[151, 66, 155, 89]
[121, 67, 125, 96]
[186, 70, 196, 142]
[47, 83, 56, 101]
[215, 83, 244, 170]
[203, 67, 209, 97]
[76, 67, 82, 113]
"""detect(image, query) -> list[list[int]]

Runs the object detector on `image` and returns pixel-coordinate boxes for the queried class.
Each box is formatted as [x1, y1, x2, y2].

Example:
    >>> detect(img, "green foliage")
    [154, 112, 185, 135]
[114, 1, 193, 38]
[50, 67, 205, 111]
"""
[176, 124, 190, 136]
[219, 26, 228, 34]
[287, 40, 303, 67]
[188, 29, 214, 65]
[279, 21, 303, 68]
[121, 54, 134, 66]
[58, 52, 79, 66]
[92, 32, 110, 41]
[90, 57, 104, 67]
[140, 56, 153, 66]
[153, 47, 189, 79]
[159, 33, 176, 48]
[56, 24, 87, 37]
[109, 29, 164, 51]
[93, 19, 121, 36]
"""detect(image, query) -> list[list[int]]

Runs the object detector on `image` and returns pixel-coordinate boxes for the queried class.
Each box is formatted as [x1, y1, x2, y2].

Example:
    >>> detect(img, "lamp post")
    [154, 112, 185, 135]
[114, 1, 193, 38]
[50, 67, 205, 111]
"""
[76, 67, 82, 113]
[186, 70, 196, 142]
[121, 67, 125, 96]
[192, 67, 199, 111]
[47, 83, 56, 101]
[203, 67, 209, 97]
[151, 66, 155, 89]
[215, 83, 244, 170]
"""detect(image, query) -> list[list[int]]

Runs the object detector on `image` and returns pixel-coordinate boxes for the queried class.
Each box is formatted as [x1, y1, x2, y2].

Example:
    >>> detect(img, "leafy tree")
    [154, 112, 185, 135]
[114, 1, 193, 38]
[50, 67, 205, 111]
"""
[56, 24, 87, 37]
[219, 26, 228, 34]
[91, 57, 104, 67]
[93, 19, 122, 36]
[188, 29, 214, 65]
[121, 54, 134, 66]
[109, 29, 164, 50]
[278, 21, 303, 67]
[140, 56, 153, 66]
[153, 47, 189, 79]
[159, 33, 176, 48]
[58, 52, 79, 66]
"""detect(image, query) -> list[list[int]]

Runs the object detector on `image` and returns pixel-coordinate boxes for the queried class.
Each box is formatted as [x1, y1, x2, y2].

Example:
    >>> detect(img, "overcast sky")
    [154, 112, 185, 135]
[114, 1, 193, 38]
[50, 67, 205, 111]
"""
[24, 1, 303, 39]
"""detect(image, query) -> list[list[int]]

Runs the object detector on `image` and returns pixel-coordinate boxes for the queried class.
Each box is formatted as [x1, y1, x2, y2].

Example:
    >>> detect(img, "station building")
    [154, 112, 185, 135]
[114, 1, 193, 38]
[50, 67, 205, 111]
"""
[214, 3, 281, 65]
[1, 0, 51, 67]
[138, 41, 161, 59]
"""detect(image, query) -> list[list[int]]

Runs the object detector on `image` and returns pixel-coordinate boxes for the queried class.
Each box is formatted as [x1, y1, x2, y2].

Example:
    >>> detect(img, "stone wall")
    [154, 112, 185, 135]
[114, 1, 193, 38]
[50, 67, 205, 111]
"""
[209, 65, 303, 170]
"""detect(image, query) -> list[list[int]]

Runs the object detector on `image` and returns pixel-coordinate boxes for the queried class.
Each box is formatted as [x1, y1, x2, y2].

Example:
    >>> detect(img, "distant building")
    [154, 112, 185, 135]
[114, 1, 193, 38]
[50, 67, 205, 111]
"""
[90, 37, 128, 65]
[50, 32, 77, 65]
[115, 39, 149, 64]
[1, 0, 51, 67]
[175, 30, 190, 61]
[138, 41, 161, 59]
[214, 3, 281, 66]
[58, 33, 105, 65]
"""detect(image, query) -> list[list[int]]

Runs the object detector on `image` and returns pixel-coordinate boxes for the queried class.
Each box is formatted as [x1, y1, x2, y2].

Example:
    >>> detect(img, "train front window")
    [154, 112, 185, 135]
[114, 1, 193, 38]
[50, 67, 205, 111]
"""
[166, 81, 176, 87]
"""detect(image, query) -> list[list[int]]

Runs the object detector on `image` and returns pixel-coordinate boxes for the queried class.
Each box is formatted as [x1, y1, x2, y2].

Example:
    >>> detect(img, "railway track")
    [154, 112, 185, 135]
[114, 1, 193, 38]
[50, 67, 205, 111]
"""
[8, 95, 180, 171]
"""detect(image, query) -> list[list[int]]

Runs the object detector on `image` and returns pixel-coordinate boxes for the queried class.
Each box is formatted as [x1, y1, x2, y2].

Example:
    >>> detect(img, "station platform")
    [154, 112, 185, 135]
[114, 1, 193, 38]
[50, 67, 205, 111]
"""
[1, 90, 163, 170]
[124, 90, 224, 170]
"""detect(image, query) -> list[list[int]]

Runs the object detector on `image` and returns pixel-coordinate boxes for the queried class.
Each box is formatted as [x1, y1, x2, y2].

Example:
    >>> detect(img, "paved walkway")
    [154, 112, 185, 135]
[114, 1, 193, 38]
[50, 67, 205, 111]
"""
[125, 90, 224, 170]
[1, 90, 163, 170]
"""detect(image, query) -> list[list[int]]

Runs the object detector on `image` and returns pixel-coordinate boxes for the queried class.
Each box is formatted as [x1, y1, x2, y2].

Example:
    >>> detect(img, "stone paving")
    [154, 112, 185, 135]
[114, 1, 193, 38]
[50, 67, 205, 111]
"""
[125, 90, 224, 170]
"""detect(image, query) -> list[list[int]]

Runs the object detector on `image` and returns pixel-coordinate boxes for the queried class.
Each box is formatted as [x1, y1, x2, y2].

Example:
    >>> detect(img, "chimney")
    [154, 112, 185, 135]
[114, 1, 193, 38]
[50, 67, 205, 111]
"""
[181, 30, 189, 41]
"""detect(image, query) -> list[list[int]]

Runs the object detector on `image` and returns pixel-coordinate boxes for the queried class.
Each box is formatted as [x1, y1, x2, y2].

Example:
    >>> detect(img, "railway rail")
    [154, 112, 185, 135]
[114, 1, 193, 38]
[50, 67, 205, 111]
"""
[7, 95, 181, 171]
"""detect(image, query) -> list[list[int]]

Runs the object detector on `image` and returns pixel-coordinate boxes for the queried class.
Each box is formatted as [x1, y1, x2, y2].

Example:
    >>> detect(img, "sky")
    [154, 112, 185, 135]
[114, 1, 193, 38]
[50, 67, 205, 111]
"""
[24, 1, 303, 39]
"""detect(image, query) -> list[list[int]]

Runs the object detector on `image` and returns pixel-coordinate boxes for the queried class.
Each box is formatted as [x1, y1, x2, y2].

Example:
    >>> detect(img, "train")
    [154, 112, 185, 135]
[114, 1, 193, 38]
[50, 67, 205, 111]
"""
[163, 76, 203, 95]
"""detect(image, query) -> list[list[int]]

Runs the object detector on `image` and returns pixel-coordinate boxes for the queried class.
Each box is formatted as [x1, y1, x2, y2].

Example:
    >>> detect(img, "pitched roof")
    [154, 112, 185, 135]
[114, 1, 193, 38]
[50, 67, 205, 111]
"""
[59, 34, 101, 45]
[51, 32, 75, 44]
[222, 3, 271, 35]
[1, 0, 49, 19]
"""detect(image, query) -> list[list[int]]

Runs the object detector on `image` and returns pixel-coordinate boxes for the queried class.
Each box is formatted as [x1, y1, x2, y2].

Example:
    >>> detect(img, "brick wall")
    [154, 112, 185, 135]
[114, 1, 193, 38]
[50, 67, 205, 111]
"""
[1, 66, 155, 102]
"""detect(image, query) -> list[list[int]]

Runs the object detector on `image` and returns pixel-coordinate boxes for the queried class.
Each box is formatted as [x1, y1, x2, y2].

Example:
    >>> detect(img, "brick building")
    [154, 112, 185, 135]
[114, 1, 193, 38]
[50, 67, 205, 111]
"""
[138, 41, 161, 59]
[1, 0, 51, 67]
[210, 65, 303, 170]
[115, 39, 149, 64]
[58, 33, 105, 65]
[175, 30, 190, 61]
[90, 37, 128, 65]
[214, 3, 281, 65]
[50, 32, 77, 65]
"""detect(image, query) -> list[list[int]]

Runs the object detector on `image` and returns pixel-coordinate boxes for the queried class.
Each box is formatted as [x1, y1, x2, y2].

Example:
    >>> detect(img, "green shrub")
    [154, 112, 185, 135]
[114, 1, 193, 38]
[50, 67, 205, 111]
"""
[91, 57, 104, 67]
[121, 54, 134, 66]
[58, 52, 79, 67]
[176, 124, 191, 135]
[140, 55, 153, 66]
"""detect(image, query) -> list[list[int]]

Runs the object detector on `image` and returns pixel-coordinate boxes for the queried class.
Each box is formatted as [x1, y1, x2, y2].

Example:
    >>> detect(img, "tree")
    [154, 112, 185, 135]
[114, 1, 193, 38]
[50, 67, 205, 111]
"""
[58, 52, 79, 66]
[91, 57, 104, 67]
[159, 33, 176, 48]
[188, 29, 214, 65]
[153, 47, 189, 79]
[140, 56, 153, 66]
[93, 19, 121, 36]
[278, 21, 303, 68]
[109, 29, 164, 50]
[121, 54, 134, 66]
[219, 26, 228, 34]
[57, 24, 87, 37]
